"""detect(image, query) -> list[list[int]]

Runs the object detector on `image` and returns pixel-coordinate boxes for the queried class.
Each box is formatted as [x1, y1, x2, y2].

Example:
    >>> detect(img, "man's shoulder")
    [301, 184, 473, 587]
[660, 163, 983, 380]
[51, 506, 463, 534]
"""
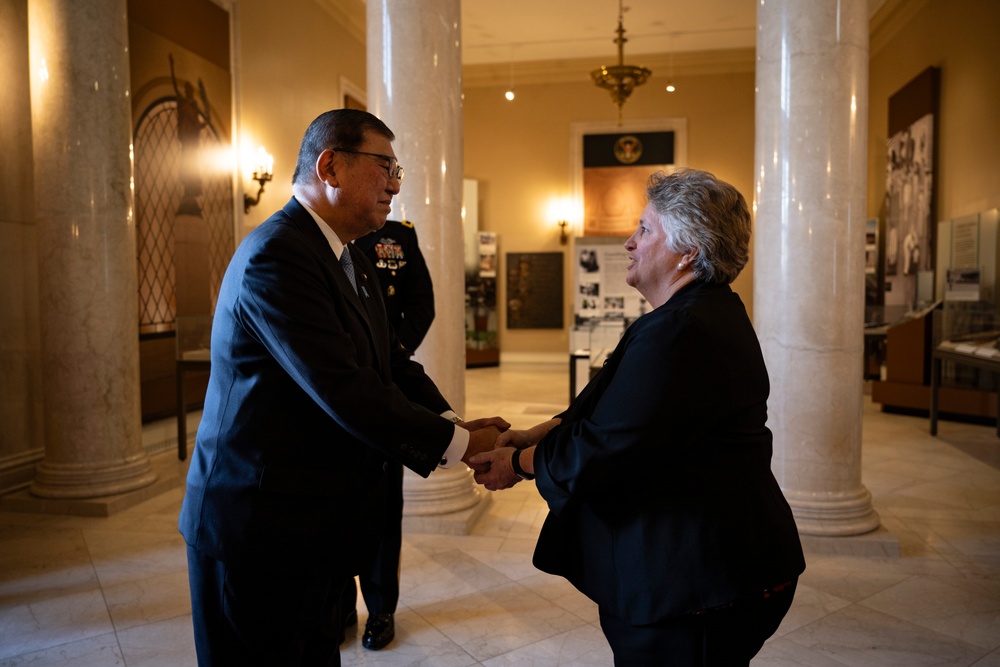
[382, 219, 416, 235]
[358, 220, 418, 250]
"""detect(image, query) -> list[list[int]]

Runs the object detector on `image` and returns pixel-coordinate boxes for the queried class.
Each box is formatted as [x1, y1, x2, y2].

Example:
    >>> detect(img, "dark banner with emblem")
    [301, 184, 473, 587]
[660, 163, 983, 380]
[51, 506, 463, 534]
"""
[583, 132, 674, 168]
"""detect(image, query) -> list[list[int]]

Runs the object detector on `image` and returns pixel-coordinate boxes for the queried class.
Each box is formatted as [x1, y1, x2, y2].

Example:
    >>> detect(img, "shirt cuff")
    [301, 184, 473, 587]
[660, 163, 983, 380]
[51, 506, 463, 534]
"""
[438, 412, 469, 468]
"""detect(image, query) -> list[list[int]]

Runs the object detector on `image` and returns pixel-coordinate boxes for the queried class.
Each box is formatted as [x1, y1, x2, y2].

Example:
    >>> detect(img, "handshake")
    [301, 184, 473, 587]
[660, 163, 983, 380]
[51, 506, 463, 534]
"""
[458, 416, 558, 492]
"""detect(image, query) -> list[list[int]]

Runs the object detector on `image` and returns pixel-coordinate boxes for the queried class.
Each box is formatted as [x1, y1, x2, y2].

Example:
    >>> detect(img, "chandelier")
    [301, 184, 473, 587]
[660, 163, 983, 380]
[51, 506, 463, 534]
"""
[590, 0, 651, 125]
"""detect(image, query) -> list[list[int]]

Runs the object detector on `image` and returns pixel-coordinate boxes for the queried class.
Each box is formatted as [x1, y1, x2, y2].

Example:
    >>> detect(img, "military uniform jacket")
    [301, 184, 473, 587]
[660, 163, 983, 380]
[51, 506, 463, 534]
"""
[355, 219, 435, 353]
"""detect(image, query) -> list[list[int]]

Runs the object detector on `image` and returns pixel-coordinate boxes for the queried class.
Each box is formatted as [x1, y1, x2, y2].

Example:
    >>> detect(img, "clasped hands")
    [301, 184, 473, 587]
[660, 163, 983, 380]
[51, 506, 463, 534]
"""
[459, 418, 533, 492]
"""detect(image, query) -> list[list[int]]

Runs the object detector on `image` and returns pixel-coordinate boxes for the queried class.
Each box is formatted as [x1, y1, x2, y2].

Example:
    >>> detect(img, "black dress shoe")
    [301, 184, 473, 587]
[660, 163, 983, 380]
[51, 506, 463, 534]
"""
[362, 612, 395, 650]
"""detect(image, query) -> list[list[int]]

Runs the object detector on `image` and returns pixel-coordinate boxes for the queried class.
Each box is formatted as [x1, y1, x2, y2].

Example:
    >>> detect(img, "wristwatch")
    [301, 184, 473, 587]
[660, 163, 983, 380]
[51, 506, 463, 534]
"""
[510, 447, 535, 481]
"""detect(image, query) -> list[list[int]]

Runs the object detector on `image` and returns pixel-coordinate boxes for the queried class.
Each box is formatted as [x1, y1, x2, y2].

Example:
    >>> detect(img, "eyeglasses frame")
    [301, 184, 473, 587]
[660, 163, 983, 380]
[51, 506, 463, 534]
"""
[332, 148, 404, 182]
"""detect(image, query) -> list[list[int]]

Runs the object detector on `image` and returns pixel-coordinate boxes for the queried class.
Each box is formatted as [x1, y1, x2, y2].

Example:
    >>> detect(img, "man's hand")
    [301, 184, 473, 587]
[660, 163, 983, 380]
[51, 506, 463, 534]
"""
[469, 447, 521, 491]
[461, 425, 501, 471]
[459, 416, 510, 433]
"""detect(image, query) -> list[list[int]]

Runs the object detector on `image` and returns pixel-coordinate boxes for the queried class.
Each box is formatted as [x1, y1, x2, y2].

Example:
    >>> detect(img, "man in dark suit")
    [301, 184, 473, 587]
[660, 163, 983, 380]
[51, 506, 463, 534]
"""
[179, 109, 503, 666]
[340, 220, 435, 650]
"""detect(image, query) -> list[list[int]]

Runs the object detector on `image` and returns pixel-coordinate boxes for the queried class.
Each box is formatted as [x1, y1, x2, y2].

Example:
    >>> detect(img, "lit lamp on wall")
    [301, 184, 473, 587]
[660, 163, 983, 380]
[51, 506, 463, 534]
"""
[557, 219, 569, 245]
[243, 146, 274, 213]
[548, 197, 575, 245]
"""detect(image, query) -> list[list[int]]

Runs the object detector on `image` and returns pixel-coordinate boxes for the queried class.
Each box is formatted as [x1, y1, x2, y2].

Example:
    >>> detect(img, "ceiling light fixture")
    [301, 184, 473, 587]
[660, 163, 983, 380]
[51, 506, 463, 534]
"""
[590, 0, 651, 125]
[665, 32, 677, 93]
[505, 48, 516, 101]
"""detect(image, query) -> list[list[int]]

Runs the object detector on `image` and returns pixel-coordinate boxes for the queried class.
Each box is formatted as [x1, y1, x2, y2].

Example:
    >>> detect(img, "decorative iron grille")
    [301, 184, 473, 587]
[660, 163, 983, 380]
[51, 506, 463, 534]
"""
[134, 98, 234, 334]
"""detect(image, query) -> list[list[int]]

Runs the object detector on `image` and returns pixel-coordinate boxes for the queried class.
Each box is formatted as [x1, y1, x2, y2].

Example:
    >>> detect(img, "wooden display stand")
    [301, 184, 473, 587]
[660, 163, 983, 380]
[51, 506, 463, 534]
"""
[931, 346, 1000, 436]
[871, 309, 997, 421]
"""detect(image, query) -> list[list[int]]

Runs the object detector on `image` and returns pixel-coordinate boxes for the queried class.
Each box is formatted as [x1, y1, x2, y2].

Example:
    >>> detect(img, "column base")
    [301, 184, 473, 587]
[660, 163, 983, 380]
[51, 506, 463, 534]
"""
[30, 454, 158, 499]
[402, 491, 491, 536]
[786, 485, 881, 537]
[402, 466, 492, 535]
[1, 457, 180, 517]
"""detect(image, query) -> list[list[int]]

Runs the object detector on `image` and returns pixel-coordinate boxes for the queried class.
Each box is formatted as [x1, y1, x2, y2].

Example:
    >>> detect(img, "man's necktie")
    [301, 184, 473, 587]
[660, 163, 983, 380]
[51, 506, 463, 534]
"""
[340, 247, 358, 294]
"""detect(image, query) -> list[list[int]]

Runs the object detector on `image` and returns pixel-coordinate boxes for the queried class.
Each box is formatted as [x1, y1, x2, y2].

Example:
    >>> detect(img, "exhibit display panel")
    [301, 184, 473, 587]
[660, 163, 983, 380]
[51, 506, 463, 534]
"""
[935, 208, 999, 308]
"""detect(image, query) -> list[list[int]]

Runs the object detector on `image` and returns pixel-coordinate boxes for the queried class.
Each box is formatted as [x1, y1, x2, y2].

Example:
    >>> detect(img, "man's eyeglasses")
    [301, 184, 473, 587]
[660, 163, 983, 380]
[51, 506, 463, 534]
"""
[333, 148, 404, 183]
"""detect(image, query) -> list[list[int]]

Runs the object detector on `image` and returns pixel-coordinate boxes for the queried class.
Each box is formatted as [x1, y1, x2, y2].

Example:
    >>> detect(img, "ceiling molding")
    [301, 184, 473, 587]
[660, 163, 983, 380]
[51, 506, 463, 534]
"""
[312, 0, 366, 44]
[462, 48, 755, 88]
[869, 0, 930, 57]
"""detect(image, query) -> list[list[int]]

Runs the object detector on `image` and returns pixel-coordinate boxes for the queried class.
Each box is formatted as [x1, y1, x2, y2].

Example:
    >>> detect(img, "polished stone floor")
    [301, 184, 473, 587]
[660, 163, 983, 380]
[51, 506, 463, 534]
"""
[1, 363, 998, 666]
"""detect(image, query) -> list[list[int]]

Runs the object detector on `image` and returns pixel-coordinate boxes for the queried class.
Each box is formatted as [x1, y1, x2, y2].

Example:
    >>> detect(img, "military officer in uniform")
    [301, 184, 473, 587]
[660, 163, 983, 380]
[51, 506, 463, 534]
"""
[340, 219, 435, 650]
[357, 219, 435, 353]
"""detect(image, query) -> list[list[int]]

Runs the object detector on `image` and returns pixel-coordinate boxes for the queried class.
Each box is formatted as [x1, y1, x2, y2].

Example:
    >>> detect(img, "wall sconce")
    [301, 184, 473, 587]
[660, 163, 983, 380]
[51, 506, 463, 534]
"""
[548, 196, 576, 246]
[243, 146, 274, 214]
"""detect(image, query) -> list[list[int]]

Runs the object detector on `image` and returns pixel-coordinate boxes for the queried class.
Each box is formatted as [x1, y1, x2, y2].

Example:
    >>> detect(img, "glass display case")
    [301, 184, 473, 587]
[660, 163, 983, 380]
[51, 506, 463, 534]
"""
[465, 277, 499, 367]
[931, 304, 1000, 436]
[569, 319, 627, 400]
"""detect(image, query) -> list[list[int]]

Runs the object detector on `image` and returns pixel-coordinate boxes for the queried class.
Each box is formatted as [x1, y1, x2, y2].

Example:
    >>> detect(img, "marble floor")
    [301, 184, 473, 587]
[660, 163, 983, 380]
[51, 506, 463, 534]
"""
[1, 362, 999, 666]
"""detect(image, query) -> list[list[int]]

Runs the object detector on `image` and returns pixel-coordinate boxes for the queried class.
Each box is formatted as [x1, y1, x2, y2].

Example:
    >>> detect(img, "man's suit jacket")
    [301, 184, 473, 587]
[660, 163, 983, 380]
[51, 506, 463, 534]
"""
[355, 219, 435, 353]
[179, 198, 454, 574]
[532, 280, 805, 625]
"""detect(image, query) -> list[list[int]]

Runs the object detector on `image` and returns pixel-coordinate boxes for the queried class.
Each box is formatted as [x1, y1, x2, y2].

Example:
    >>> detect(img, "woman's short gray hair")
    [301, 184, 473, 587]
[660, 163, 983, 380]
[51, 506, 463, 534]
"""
[645, 168, 752, 285]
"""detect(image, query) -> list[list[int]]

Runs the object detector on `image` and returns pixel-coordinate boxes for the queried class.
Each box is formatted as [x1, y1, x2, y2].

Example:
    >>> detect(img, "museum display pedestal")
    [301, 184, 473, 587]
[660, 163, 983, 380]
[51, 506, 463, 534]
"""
[872, 304, 998, 426]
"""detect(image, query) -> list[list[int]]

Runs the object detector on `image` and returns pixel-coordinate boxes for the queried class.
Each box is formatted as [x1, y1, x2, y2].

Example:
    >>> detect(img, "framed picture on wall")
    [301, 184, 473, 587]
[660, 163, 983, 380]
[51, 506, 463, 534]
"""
[883, 67, 939, 309]
[506, 252, 564, 329]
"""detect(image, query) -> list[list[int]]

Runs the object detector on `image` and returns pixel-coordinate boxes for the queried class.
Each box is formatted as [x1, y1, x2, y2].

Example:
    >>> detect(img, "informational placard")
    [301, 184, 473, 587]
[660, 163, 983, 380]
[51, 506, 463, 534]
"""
[951, 217, 979, 270]
[573, 238, 647, 324]
[478, 231, 497, 278]
[506, 252, 564, 329]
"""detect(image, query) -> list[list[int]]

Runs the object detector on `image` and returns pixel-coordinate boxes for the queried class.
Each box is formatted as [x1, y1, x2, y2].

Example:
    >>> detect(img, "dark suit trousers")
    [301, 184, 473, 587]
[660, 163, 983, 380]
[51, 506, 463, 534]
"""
[187, 545, 349, 666]
[598, 580, 797, 666]
[340, 460, 403, 618]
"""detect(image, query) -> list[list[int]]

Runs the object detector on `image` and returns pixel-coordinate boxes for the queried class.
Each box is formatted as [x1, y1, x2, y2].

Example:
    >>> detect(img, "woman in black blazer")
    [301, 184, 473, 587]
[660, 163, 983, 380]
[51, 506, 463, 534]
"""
[472, 169, 805, 665]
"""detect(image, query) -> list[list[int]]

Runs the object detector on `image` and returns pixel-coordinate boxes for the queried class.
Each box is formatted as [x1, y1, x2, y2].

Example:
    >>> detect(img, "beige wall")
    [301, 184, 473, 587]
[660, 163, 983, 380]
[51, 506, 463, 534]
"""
[867, 0, 1000, 223]
[235, 0, 999, 359]
[236, 0, 366, 232]
[463, 68, 756, 355]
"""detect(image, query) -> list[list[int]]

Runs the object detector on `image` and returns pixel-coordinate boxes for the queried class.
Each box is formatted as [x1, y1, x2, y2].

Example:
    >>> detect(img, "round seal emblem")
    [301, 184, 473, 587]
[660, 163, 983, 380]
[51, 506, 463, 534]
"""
[613, 135, 643, 164]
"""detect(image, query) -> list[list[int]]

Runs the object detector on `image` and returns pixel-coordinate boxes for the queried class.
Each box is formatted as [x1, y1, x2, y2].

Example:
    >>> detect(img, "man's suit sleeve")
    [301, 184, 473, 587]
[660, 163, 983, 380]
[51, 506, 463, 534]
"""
[236, 217, 452, 477]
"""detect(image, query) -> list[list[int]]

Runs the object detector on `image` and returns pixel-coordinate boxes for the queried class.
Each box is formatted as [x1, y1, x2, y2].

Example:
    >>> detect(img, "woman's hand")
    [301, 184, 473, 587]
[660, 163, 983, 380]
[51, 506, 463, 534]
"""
[494, 418, 561, 450]
[494, 428, 532, 450]
[469, 447, 521, 491]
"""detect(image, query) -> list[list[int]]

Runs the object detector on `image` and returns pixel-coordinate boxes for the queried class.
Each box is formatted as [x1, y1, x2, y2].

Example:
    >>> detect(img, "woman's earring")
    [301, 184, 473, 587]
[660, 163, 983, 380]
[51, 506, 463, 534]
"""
[677, 262, 686, 271]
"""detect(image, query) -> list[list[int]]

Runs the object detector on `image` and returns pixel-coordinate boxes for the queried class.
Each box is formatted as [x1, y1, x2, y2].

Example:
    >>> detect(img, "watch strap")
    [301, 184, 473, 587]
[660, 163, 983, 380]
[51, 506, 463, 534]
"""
[510, 447, 535, 480]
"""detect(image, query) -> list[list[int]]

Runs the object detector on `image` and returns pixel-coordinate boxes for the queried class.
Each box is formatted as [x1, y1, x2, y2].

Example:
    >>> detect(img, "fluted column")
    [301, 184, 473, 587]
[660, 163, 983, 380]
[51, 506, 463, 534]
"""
[26, 0, 156, 500]
[367, 0, 488, 531]
[753, 0, 879, 536]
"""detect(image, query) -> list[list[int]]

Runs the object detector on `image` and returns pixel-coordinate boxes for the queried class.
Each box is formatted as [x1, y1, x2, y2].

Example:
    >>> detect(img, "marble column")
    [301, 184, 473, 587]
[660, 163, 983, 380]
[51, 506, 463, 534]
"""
[25, 0, 157, 501]
[367, 0, 489, 532]
[753, 0, 880, 536]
